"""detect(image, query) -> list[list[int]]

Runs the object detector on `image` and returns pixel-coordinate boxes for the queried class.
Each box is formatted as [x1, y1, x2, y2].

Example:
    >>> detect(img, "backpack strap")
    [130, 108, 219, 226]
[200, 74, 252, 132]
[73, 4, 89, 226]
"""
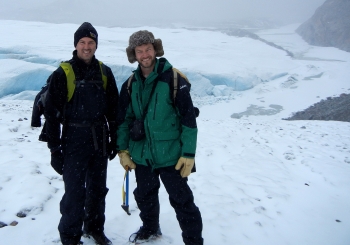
[60, 62, 76, 102]
[172, 67, 190, 103]
[171, 67, 199, 117]
[98, 61, 108, 90]
[127, 73, 135, 96]
[126, 68, 189, 104]
[172, 69, 178, 104]
[60, 61, 108, 102]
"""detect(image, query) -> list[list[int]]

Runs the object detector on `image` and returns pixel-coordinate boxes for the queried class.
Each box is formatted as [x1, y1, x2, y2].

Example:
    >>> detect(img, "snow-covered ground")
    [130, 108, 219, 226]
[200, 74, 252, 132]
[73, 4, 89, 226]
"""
[0, 20, 349, 245]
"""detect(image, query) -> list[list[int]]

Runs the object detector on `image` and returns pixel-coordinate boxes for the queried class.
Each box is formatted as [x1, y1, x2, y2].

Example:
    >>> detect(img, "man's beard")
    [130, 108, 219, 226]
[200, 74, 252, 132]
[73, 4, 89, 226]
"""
[139, 57, 156, 69]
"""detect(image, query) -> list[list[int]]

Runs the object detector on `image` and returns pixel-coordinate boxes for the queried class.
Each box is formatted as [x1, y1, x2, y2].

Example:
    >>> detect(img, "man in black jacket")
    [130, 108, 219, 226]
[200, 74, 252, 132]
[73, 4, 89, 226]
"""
[44, 22, 118, 245]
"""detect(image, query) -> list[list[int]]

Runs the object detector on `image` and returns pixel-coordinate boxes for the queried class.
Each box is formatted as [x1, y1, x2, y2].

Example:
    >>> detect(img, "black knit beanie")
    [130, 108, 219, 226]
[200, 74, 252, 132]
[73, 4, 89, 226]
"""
[74, 22, 98, 47]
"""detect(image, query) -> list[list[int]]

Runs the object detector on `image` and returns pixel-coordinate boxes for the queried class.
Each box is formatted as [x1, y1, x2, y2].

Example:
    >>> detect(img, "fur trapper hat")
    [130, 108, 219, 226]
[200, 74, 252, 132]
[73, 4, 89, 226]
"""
[74, 22, 98, 48]
[126, 30, 164, 63]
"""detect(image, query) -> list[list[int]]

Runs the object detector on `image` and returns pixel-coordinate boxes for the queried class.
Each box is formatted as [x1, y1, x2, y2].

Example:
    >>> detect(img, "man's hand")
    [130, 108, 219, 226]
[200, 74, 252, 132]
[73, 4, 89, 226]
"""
[51, 149, 64, 175]
[108, 139, 117, 161]
[118, 150, 136, 170]
[175, 157, 195, 178]
[108, 122, 117, 160]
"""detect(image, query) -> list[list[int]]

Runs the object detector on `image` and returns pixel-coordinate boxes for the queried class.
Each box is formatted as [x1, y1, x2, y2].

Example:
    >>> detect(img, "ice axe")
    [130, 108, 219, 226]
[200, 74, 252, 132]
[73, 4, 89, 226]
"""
[121, 168, 131, 215]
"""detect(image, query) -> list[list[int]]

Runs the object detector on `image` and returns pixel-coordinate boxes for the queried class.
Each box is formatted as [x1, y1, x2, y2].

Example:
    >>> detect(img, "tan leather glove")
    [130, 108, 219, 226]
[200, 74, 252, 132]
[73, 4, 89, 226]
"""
[118, 150, 136, 170]
[175, 157, 195, 178]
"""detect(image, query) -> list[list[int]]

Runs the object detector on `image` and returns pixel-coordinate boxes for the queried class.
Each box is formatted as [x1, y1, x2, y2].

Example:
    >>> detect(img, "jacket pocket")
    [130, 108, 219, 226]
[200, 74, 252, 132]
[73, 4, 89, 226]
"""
[151, 130, 181, 165]
[129, 140, 145, 164]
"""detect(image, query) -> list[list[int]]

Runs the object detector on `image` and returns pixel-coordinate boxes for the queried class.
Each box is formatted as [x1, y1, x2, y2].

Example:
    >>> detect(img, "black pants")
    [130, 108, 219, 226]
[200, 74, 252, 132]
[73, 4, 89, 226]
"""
[134, 164, 203, 245]
[58, 127, 109, 245]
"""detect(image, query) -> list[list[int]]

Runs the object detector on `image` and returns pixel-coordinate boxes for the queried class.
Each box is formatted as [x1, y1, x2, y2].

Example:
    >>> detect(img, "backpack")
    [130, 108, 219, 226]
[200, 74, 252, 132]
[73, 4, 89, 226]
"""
[31, 61, 108, 140]
[62, 61, 107, 102]
[31, 75, 52, 127]
[126, 68, 199, 117]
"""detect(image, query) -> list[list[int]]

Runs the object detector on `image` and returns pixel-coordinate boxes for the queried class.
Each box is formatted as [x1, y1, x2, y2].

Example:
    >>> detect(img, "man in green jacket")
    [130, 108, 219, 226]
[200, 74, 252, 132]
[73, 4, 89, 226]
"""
[116, 30, 203, 245]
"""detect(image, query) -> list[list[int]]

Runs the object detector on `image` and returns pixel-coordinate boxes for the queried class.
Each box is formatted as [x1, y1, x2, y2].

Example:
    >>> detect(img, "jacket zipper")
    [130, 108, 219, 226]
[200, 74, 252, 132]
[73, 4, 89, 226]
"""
[153, 93, 158, 120]
[136, 93, 142, 118]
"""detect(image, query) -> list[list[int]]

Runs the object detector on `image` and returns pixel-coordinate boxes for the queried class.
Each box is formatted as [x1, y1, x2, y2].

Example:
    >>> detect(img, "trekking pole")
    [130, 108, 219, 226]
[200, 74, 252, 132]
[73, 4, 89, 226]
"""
[121, 168, 131, 215]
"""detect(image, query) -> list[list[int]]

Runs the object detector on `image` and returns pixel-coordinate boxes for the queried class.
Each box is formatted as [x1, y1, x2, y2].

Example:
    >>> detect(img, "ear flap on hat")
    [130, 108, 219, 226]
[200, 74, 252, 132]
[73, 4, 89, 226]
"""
[126, 46, 136, 63]
[126, 38, 164, 64]
[153, 39, 164, 57]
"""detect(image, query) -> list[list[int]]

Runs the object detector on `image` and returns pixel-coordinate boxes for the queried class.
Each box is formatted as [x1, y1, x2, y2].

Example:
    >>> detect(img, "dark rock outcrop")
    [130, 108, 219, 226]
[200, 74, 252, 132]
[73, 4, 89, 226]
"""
[284, 93, 350, 122]
[296, 0, 350, 52]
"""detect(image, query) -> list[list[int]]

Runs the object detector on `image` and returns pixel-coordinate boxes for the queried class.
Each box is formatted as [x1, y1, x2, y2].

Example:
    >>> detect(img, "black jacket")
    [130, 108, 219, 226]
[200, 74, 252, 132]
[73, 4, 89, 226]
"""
[44, 50, 119, 150]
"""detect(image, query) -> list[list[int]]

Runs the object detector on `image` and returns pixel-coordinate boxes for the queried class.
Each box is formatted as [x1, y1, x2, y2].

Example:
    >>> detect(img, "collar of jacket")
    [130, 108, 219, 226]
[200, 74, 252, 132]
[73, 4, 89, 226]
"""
[134, 57, 172, 82]
[69, 50, 100, 81]
[71, 50, 97, 68]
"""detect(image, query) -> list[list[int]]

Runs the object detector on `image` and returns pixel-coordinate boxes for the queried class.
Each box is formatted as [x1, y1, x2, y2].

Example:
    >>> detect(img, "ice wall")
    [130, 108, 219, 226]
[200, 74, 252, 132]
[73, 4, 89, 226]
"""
[0, 55, 282, 100]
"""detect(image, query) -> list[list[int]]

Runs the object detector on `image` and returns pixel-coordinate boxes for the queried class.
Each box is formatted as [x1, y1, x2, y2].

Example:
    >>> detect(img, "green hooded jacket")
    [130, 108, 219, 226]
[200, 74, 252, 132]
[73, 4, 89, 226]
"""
[116, 58, 198, 169]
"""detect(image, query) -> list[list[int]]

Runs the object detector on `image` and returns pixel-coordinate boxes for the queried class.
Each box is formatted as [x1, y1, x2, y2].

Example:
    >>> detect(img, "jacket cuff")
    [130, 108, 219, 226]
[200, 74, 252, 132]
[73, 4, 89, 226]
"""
[183, 152, 195, 159]
[49, 145, 61, 153]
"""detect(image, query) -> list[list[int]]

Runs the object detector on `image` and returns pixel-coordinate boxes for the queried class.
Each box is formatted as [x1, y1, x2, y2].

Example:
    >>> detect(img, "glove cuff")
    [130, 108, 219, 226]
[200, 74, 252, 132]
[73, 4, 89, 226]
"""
[50, 146, 61, 154]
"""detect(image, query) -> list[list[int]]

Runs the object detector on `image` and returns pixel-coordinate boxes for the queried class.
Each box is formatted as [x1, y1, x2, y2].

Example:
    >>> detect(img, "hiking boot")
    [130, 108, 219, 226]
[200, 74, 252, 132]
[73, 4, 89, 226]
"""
[67, 241, 83, 245]
[129, 226, 162, 243]
[83, 231, 112, 245]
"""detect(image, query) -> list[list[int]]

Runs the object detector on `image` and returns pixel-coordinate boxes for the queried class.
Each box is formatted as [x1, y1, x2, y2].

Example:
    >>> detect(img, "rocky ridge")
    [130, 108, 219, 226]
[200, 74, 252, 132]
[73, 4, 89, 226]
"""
[296, 0, 350, 52]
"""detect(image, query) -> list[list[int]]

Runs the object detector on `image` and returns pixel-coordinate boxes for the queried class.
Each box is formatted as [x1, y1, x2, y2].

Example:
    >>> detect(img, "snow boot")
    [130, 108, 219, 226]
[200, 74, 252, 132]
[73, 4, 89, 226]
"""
[83, 231, 112, 245]
[129, 226, 162, 243]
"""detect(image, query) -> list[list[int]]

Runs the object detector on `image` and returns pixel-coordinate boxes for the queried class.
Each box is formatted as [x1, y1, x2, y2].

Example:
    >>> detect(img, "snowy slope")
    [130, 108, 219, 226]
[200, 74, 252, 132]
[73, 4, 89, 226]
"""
[0, 21, 350, 245]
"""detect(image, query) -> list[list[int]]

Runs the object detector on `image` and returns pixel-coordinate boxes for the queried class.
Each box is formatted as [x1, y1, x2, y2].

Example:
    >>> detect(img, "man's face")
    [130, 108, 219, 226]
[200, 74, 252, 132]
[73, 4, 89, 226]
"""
[135, 43, 156, 69]
[76, 37, 97, 64]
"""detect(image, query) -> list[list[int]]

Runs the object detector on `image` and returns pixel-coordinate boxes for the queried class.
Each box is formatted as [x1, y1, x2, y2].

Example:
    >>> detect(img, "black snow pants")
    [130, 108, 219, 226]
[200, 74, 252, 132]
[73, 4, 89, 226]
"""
[58, 124, 109, 245]
[134, 164, 204, 245]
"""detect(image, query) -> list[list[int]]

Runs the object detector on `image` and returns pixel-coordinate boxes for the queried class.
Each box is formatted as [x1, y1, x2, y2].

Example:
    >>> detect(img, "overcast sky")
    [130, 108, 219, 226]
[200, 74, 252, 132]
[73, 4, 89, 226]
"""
[0, 0, 326, 28]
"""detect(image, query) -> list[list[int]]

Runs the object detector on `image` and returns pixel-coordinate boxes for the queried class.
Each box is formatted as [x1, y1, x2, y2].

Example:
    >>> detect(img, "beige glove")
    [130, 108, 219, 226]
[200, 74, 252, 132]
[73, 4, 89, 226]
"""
[175, 157, 195, 178]
[118, 150, 136, 170]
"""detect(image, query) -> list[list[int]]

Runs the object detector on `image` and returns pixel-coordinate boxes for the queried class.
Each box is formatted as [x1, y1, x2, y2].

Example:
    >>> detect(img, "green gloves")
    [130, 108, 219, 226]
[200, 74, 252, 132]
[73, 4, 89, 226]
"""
[175, 157, 195, 178]
[118, 150, 136, 170]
